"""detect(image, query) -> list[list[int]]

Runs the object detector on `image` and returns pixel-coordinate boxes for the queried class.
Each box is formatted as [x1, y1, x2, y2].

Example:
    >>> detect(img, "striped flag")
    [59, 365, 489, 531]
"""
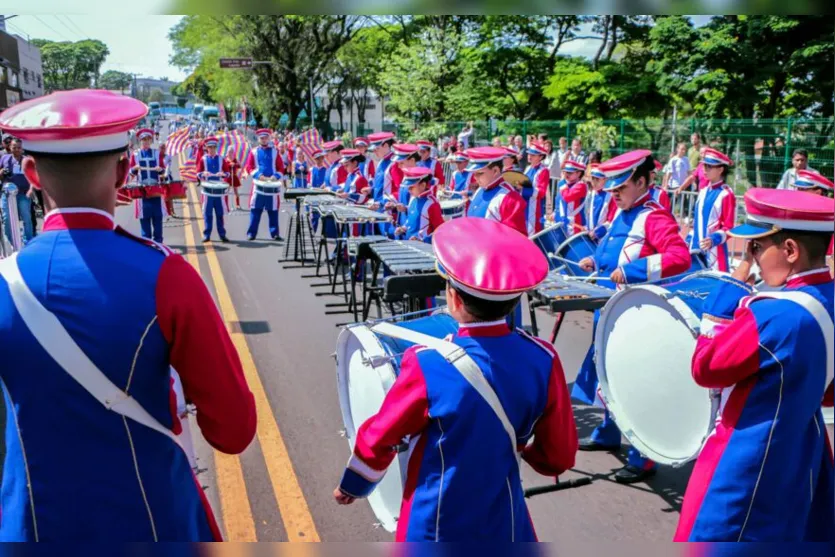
[167, 127, 191, 156]
[179, 152, 198, 182]
[215, 130, 252, 165]
[298, 128, 323, 160]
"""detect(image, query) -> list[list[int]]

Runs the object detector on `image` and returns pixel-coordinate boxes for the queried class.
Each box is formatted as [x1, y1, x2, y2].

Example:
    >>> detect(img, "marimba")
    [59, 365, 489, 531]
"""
[527, 271, 614, 342]
[282, 190, 345, 265]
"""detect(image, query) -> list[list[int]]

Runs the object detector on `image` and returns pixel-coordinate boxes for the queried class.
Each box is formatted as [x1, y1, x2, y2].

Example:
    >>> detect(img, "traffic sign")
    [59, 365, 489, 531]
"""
[219, 58, 253, 69]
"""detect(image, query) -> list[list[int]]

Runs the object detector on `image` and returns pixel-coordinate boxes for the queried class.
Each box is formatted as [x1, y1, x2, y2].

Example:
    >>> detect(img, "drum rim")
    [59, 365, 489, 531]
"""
[594, 283, 716, 466]
[529, 222, 565, 241]
[554, 230, 594, 255]
[335, 324, 403, 532]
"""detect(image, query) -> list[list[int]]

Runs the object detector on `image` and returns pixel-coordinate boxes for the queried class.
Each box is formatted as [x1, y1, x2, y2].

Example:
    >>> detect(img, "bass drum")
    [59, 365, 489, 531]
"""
[335, 312, 459, 532]
[594, 271, 753, 466]
[530, 223, 569, 272]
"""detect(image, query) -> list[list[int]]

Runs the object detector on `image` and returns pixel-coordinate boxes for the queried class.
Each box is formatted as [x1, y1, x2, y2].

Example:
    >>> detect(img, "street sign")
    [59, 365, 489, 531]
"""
[219, 58, 253, 69]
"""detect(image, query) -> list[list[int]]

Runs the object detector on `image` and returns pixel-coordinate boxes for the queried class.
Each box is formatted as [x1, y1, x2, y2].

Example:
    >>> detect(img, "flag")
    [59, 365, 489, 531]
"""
[216, 130, 252, 165]
[179, 152, 198, 182]
[298, 128, 323, 160]
[167, 127, 191, 156]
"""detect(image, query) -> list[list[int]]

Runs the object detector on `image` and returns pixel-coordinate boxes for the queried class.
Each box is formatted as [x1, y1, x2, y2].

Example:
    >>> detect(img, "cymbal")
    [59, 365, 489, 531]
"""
[503, 171, 531, 190]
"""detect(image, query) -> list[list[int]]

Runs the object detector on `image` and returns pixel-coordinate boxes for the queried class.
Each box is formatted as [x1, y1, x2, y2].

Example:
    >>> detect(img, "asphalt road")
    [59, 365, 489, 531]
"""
[1, 121, 831, 542]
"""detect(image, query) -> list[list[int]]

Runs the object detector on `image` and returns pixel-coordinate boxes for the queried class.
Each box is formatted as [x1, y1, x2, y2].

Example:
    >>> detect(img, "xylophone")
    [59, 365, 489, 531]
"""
[528, 271, 615, 342]
[284, 188, 337, 201]
[356, 240, 446, 320]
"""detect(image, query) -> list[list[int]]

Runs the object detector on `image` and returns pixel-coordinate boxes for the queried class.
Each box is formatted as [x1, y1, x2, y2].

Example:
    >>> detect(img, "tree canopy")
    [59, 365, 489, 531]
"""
[32, 39, 109, 93]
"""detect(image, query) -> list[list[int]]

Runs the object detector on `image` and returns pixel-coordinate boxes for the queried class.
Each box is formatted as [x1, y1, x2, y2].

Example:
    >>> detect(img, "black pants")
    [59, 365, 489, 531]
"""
[30, 189, 43, 237]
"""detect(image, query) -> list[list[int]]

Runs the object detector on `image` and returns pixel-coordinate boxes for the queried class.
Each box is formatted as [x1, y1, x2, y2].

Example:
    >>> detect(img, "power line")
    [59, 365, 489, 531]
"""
[31, 15, 73, 41]
[59, 15, 90, 40]
[52, 15, 84, 40]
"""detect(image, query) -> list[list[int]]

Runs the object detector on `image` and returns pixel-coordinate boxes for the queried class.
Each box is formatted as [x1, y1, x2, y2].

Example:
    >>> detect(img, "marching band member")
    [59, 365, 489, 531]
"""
[129, 127, 167, 243]
[447, 152, 474, 199]
[324, 140, 347, 192]
[0, 89, 255, 541]
[244, 128, 285, 241]
[334, 217, 578, 542]
[574, 150, 691, 484]
[557, 159, 588, 233]
[675, 188, 835, 542]
[195, 136, 232, 243]
[226, 150, 243, 210]
[502, 148, 521, 173]
[586, 163, 614, 241]
[416, 139, 445, 189]
[463, 147, 527, 236]
[649, 159, 672, 211]
[392, 166, 444, 243]
[524, 141, 551, 235]
[159, 141, 176, 218]
[391, 144, 421, 236]
[354, 136, 376, 180]
[685, 148, 736, 272]
[308, 149, 328, 188]
[292, 150, 309, 189]
[336, 149, 370, 205]
[367, 132, 397, 236]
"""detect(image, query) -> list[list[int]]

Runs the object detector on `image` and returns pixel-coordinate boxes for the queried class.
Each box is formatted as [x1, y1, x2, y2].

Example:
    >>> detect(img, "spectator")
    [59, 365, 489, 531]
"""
[1, 138, 35, 245]
[514, 135, 527, 166]
[664, 142, 691, 191]
[2, 135, 12, 155]
[687, 132, 702, 171]
[458, 122, 474, 150]
[777, 149, 818, 190]
[567, 138, 587, 166]
[492, 136, 503, 148]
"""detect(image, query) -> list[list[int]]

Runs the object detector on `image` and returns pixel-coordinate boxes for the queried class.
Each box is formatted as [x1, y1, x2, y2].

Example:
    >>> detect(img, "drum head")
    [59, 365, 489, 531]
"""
[595, 285, 714, 466]
[335, 325, 407, 533]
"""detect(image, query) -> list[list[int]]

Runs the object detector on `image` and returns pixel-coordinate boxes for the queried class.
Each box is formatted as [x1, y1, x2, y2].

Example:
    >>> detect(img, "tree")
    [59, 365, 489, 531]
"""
[148, 90, 164, 103]
[99, 70, 132, 93]
[32, 39, 109, 92]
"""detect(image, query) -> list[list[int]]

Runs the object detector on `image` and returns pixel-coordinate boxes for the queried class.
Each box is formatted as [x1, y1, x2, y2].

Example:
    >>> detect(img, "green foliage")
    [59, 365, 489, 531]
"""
[575, 120, 618, 156]
[148, 90, 165, 103]
[99, 70, 132, 93]
[32, 39, 109, 92]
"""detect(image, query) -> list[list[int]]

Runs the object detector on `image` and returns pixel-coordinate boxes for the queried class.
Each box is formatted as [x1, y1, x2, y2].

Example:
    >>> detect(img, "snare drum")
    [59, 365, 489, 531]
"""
[440, 199, 465, 220]
[143, 184, 167, 198]
[555, 232, 597, 277]
[530, 224, 569, 272]
[253, 178, 282, 196]
[336, 312, 458, 532]
[595, 271, 753, 466]
[166, 181, 187, 200]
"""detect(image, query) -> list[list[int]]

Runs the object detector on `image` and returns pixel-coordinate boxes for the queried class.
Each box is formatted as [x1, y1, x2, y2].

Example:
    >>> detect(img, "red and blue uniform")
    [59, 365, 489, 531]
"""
[587, 189, 614, 240]
[686, 180, 736, 271]
[195, 152, 231, 241]
[450, 169, 473, 197]
[244, 144, 285, 239]
[523, 162, 550, 235]
[0, 209, 256, 541]
[649, 184, 672, 212]
[465, 176, 527, 237]
[338, 217, 577, 542]
[403, 190, 444, 243]
[130, 145, 167, 243]
[557, 177, 588, 234]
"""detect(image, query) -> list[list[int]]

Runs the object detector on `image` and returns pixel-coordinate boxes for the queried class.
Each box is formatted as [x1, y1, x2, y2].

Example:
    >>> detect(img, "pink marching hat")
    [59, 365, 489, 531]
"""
[311, 149, 325, 159]
[448, 152, 468, 163]
[391, 143, 419, 161]
[503, 147, 519, 159]
[703, 147, 732, 167]
[0, 89, 147, 154]
[589, 163, 606, 179]
[433, 218, 548, 301]
[463, 147, 507, 172]
[416, 140, 433, 150]
[527, 141, 549, 157]
[137, 128, 154, 140]
[353, 136, 369, 147]
[563, 159, 586, 174]
[339, 148, 362, 164]
[367, 131, 395, 148]
[794, 169, 834, 192]
[729, 188, 834, 239]
[256, 128, 272, 138]
[323, 139, 343, 152]
[203, 136, 219, 148]
[599, 149, 652, 191]
[401, 166, 432, 187]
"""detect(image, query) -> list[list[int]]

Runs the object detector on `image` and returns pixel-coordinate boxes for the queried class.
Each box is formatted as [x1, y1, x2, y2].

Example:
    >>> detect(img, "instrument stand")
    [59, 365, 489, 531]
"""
[523, 476, 593, 498]
[280, 198, 316, 268]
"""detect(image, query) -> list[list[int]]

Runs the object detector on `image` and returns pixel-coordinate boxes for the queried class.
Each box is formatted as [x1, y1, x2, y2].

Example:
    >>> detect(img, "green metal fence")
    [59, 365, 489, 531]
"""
[370, 118, 834, 193]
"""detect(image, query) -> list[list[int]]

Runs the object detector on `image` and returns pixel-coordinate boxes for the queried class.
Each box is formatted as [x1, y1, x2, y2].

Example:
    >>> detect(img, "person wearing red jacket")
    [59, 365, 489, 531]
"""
[416, 139, 446, 189]
[334, 217, 577, 542]
[557, 159, 588, 233]
[393, 166, 445, 243]
[524, 141, 551, 234]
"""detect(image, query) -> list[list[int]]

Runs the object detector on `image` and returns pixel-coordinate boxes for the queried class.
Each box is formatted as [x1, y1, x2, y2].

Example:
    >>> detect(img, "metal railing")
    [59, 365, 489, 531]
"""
[0, 187, 23, 258]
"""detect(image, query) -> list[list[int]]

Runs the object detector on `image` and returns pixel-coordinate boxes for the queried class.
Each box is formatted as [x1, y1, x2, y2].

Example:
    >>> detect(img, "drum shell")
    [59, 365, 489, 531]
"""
[166, 181, 187, 199]
[530, 224, 569, 272]
[594, 272, 751, 466]
[556, 232, 597, 277]
[335, 313, 458, 532]
[440, 199, 465, 220]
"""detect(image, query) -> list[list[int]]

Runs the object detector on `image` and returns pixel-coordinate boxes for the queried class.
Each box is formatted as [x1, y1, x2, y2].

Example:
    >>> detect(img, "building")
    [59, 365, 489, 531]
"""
[15, 35, 43, 100]
[132, 77, 179, 104]
[0, 28, 22, 109]
[318, 87, 386, 134]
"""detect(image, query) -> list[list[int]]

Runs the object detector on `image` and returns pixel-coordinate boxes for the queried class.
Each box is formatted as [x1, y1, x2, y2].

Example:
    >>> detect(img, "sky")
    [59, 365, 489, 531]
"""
[3, 8, 714, 85]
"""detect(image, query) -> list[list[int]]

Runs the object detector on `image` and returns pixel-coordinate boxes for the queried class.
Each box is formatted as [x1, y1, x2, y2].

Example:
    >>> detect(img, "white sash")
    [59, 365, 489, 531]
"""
[371, 322, 521, 468]
[0, 253, 184, 450]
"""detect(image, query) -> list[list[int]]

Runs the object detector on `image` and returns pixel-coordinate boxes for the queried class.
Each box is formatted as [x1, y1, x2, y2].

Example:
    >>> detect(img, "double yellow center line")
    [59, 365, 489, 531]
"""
[181, 184, 319, 542]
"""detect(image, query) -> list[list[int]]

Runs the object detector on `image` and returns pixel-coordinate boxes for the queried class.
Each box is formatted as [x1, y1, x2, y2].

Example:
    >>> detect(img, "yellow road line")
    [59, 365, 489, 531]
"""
[187, 184, 320, 542]
[180, 191, 258, 542]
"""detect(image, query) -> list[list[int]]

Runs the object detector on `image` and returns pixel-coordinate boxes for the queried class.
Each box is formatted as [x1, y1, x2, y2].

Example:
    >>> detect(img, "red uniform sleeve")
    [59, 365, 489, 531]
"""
[156, 255, 256, 454]
[621, 210, 691, 283]
[129, 153, 138, 175]
[196, 155, 205, 174]
[500, 190, 530, 236]
[428, 199, 445, 235]
[275, 152, 286, 175]
[337, 165, 348, 185]
[522, 356, 578, 476]
[158, 152, 166, 173]
[243, 151, 256, 175]
[658, 188, 671, 212]
[536, 168, 550, 201]
[367, 159, 376, 180]
[560, 180, 587, 204]
[433, 160, 445, 186]
[692, 306, 761, 389]
[340, 348, 430, 497]
[221, 159, 232, 183]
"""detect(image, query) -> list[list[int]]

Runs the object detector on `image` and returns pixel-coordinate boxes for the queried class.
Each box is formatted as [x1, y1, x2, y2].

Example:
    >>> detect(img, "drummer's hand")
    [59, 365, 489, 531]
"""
[699, 237, 713, 251]
[361, 186, 372, 194]
[384, 201, 395, 210]
[610, 268, 626, 285]
[369, 202, 380, 210]
[394, 226, 406, 236]
[588, 229, 597, 241]
[732, 241, 756, 283]
[409, 235, 419, 241]
[333, 487, 356, 505]
[578, 257, 595, 272]
[396, 203, 406, 212]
